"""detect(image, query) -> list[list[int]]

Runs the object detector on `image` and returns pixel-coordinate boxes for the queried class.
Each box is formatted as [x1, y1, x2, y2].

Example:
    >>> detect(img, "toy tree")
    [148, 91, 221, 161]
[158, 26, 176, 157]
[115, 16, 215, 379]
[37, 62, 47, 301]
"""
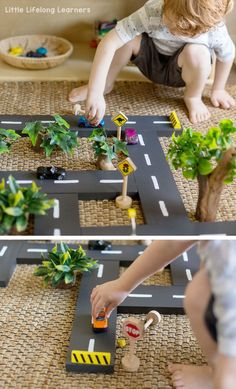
[167, 119, 236, 222]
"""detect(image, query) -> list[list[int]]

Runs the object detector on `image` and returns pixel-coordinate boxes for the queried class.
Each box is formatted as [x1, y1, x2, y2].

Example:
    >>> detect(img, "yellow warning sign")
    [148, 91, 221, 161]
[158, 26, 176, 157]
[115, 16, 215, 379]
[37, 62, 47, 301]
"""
[117, 157, 137, 177]
[71, 350, 111, 365]
[169, 111, 181, 130]
[112, 111, 128, 127]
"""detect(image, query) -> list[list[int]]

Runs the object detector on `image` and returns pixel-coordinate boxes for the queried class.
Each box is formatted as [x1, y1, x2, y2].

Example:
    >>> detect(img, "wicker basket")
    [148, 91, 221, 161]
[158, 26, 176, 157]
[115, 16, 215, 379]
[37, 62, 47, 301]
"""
[0, 35, 73, 70]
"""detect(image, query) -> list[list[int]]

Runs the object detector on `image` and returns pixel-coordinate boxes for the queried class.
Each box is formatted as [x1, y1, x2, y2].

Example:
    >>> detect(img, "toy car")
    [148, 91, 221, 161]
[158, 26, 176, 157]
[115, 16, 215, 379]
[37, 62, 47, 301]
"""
[88, 240, 112, 251]
[92, 308, 108, 332]
[125, 128, 138, 145]
[36, 166, 66, 180]
[78, 115, 105, 128]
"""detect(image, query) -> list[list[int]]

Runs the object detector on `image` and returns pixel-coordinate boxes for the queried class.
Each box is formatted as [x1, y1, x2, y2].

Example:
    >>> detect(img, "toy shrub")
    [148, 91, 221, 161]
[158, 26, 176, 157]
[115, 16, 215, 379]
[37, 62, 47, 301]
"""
[34, 242, 98, 288]
[167, 119, 236, 222]
[22, 114, 78, 157]
[89, 127, 129, 170]
[0, 128, 20, 154]
[0, 176, 55, 234]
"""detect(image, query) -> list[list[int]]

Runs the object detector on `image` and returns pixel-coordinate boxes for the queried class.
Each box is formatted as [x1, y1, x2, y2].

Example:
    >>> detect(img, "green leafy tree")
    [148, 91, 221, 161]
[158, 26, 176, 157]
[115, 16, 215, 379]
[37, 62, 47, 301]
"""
[167, 119, 236, 221]
[89, 127, 129, 163]
[0, 176, 55, 234]
[22, 114, 78, 157]
[34, 242, 98, 288]
[0, 128, 20, 154]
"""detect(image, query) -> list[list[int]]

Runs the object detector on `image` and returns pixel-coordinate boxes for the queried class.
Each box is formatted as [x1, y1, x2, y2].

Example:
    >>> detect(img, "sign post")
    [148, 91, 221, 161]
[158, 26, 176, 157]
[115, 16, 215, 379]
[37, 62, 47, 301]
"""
[116, 157, 137, 209]
[122, 317, 144, 372]
[112, 111, 128, 140]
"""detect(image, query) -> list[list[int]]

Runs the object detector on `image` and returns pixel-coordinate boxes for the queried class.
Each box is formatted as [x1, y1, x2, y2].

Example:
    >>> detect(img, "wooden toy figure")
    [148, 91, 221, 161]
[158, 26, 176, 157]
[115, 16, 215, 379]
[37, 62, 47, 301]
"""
[128, 208, 137, 235]
[122, 310, 161, 372]
[112, 111, 128, 140]
[116, 157, 137, 209]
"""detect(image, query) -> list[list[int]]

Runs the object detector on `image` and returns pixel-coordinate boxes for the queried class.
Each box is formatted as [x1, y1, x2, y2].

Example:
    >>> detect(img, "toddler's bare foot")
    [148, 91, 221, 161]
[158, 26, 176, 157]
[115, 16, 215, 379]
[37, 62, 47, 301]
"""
[168, 363, 212, 389]
[184, 96, 211, 124]
[69, 83, 114, 103]
[69, 85, 89, 103]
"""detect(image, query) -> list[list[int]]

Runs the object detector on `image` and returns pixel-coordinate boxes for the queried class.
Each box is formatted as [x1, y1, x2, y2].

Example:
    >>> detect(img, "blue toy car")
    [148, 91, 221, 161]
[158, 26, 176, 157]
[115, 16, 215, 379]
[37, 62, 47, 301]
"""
[78, 115, 105, 128]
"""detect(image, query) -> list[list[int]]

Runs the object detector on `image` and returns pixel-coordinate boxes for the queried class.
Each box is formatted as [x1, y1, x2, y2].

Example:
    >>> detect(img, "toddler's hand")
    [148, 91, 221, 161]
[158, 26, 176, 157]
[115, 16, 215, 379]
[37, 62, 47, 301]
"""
[90, 279, 129, 318]
[211, 89, 236, 109]
[85, 92, 106, 126]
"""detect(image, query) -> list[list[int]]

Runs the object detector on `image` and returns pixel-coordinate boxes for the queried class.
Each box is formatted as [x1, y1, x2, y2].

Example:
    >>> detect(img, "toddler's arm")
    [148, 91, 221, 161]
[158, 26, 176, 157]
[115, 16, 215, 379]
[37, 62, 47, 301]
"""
[91, 240, 195, 317]
[85, 29, 124, 125]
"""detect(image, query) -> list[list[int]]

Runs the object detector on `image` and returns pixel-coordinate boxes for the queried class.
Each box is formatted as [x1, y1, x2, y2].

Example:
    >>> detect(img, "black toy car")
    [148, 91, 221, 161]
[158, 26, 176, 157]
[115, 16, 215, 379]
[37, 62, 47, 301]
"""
[36, 166, 66, 180]
[88, 240, 112, 251]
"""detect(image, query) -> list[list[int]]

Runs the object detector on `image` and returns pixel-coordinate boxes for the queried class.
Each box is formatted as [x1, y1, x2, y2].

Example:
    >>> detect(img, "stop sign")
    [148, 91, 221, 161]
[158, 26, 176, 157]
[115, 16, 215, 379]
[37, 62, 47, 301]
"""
[123, 318, 144, 340]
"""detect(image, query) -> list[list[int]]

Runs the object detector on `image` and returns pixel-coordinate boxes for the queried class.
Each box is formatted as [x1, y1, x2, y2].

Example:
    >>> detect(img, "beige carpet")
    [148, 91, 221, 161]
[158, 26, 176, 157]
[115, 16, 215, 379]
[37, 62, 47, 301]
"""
[0, 81, 236, 223]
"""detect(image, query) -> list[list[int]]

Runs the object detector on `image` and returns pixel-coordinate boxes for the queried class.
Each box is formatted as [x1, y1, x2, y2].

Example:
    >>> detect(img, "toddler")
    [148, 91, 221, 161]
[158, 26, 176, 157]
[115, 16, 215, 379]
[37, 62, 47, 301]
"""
[91, 240, 236, 389]
[69, 0, 236, 125]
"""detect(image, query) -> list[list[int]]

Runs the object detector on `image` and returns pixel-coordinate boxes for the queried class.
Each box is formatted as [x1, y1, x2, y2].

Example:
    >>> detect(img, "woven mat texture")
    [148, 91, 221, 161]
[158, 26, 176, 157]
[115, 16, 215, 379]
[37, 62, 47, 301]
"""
[0, 81, 236, 223]
[0, 264, 205, 389]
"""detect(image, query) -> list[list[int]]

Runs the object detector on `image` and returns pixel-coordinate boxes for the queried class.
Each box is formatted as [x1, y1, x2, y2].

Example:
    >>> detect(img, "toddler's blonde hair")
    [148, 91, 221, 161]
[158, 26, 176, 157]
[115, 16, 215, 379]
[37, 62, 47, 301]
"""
[163, 0, 234, 36]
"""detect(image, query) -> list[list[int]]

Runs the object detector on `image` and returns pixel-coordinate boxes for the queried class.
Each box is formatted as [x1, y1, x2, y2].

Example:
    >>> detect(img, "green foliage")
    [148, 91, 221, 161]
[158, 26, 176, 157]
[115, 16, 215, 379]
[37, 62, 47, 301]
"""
[34, 242, 98, 288]
[0, 176, 55, 234]
[22, 114, 79, 157]
[0, 128, 20, 154]
[167, 119, 236, 183]
[88, 128, 129, 162]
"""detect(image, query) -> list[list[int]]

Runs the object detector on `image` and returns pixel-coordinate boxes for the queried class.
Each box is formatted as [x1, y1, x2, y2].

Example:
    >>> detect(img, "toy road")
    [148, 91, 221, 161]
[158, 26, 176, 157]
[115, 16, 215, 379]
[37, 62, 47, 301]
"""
[0, 114, 235, 235]
[0, 242, 200, 373]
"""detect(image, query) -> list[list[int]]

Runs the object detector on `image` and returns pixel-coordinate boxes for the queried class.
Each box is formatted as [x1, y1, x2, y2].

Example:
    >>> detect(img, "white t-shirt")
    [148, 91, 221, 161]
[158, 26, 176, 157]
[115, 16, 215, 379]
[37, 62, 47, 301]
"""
[115, 0, 235, 62]
[198, 241, 236, 357]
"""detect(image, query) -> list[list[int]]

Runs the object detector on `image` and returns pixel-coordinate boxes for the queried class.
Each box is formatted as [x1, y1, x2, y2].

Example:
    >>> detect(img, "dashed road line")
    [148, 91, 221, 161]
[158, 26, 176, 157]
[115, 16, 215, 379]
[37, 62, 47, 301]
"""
[183, 252, 189, 262]
[159, 201, 169, 217]
[138, 134, 145, 146]
[7, 180, 32, 185]
[54, 180, 79, 184]
[88, 339, 95, 353]
[101, 250, 122, 254]
[1, 121, 22, 124]
[153, 120, 171, 124]
[151, 175, 159, 190]
[0, 246, 8, 256]
[27, 248, 48, 253]
[138, 251, 144, 255]
[173, 295, 185, 299]
[41, 120, 55, 124]
[54, 228, 61, 236]
[53, 200, 60, 219]
[97, 264, 104, 278]
[186, 269, 192, 281]
[128, 293, 153, 298]
[100, 180, 123, 184]
[144, 154, 151, 166]
[126, 121, 136, 124]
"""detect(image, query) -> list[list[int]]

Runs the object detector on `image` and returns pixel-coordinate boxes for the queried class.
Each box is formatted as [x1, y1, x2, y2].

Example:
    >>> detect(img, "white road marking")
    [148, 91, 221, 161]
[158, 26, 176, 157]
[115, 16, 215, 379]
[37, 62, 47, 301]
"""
[53, 199, 60, 219]
[183, 252, 189, 262]
[1, 121, 22, 124]
[138, 134, 145, 146]
[151, 176, 159, 190]
[54, 228, 61, 236]
[101, 250, 122, 254]
[27, 248, 48, 253]
[138, 251, 144, 255]
[153, 120, 171, 124]
[173, 295, 185, 299]
[100, 180, 123, 184]
[128, 294, 152, 298]
[88, 339, 95, 352]
[186, 269, 192, 281]
[7, 180, 32, 185]
[126, 121, 136, 124]
[54, 180, 79, 184]
[144, 154, 151, 166]
[0, 246, 8, 256]
[97, 264, 104, 278]
[159, 201, 169, 217]
[41, 120, 55, 124]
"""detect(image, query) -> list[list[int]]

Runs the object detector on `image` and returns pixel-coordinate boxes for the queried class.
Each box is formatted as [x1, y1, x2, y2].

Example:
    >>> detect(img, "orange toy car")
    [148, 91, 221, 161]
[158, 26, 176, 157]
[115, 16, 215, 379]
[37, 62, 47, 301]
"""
[92, 308, 108, 332]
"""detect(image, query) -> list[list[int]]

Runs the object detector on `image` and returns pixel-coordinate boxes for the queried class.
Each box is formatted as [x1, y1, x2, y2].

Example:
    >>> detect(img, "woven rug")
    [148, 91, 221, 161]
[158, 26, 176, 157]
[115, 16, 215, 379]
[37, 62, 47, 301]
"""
[0, 81, 236, 224]
[0, 264, 205, 389]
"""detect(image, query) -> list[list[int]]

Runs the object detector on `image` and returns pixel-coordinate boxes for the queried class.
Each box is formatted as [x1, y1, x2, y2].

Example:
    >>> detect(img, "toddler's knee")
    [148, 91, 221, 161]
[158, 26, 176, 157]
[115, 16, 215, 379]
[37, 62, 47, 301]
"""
[183, 44, 211, 70]
[184, 281, 203, 316]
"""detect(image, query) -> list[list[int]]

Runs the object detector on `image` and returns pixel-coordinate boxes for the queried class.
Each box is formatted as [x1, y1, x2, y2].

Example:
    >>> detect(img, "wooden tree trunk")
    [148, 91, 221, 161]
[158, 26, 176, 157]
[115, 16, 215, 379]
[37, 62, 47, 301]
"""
[195, 147, 236, 221]
[97, 154, 116, 171]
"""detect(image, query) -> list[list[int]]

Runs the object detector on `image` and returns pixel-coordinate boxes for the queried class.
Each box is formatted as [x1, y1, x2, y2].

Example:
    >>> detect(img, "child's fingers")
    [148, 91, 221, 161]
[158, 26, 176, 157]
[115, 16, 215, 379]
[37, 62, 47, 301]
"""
[105, 303, 116, 318]
[93, 297, 105, 318]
